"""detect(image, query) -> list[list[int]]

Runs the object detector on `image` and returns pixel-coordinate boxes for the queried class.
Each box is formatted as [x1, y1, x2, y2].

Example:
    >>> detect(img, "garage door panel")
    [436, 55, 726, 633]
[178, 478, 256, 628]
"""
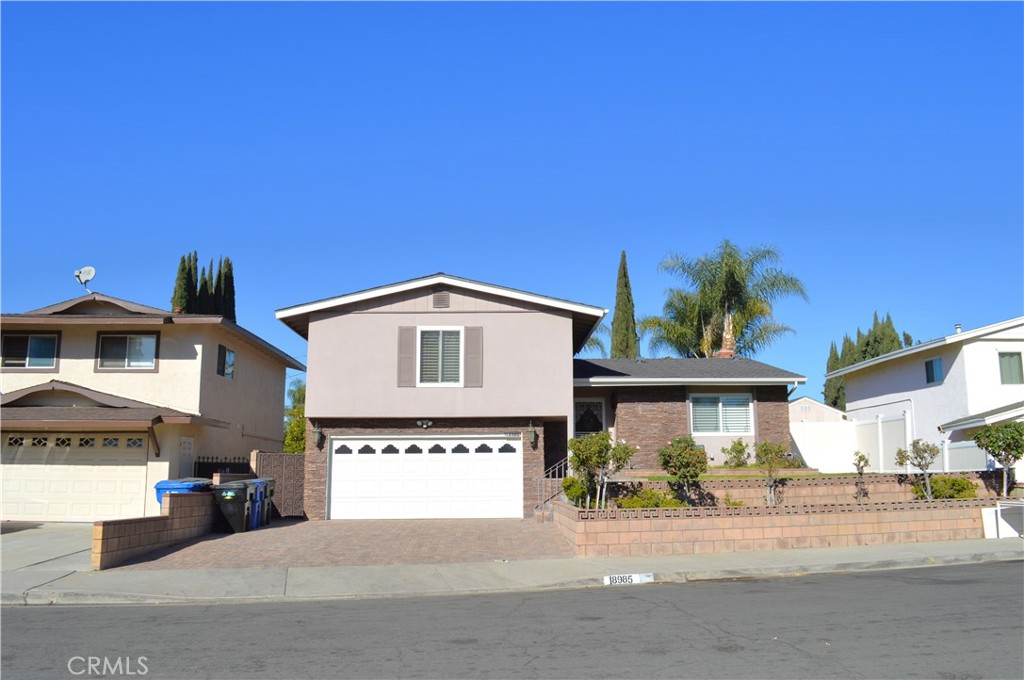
[330, 435, 523, 519]
[1, 437, 147, 521]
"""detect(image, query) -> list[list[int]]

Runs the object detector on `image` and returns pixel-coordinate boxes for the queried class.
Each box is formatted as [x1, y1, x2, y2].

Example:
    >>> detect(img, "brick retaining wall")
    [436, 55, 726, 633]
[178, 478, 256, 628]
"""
[632, 473, 1002, 507]
[91, 492, 217, 570]
[553, 499, 990, 557]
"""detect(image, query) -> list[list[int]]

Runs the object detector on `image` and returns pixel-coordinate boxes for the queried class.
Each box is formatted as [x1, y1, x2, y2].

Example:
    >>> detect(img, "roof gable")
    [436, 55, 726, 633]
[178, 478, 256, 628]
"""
[277, 273, 606, 353]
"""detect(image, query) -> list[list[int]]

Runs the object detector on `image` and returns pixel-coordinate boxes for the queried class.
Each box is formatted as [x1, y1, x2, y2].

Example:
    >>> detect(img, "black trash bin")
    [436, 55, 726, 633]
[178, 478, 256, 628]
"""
[256, 478, 276, 526]
[211, 481, 254, 533]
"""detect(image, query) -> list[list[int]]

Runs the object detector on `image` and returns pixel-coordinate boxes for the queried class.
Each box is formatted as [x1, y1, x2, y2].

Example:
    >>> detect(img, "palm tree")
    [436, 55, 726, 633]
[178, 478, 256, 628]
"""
[580, 321, 611, 358]
[641, 240, 808, 358]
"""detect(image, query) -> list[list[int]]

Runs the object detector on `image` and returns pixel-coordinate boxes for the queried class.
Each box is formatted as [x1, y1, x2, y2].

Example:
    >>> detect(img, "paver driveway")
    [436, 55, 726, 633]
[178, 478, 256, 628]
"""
[116, 518, 576, 570]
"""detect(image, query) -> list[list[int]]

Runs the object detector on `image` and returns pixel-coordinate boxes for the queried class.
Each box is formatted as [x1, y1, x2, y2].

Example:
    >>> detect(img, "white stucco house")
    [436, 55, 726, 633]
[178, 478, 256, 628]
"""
[824, 317, 1024, 474]
[1, 293, 303, 521]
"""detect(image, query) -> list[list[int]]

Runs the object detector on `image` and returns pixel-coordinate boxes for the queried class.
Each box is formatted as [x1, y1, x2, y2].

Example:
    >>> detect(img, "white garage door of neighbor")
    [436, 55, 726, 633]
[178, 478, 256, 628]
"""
[329, 435, 524, 519]
[1, 434, 148, 521]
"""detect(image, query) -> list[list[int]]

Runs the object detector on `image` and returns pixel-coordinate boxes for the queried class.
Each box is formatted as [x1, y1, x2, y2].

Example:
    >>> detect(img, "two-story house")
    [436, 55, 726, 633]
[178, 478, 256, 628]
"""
[826, 317, 1024, 452]
[277, 273, 805, 520]
[1, 293, 304, 521]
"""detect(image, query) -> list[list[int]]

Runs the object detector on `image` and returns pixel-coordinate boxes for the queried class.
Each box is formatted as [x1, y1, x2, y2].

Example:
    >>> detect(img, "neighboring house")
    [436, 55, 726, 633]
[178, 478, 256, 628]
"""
[825, 317, 1024, 473]
[277, 273, 806, 520]
[1, 293, 304, 521]
[789, 396, 847, 423]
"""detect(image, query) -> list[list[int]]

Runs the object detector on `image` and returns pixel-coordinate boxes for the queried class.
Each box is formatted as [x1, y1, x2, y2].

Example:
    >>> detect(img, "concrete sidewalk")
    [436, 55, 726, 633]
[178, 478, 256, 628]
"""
[3, 538, 1021, 606]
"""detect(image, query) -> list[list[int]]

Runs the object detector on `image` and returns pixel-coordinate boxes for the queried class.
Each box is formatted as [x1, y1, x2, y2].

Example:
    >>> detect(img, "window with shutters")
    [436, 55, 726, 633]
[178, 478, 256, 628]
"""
[418, 327, 463, 386]
[691, 394, 753, 435]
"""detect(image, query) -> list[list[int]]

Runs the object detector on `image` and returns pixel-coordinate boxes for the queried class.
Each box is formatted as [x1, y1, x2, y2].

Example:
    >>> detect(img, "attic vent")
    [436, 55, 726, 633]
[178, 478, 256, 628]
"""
[432, 289, 450, 309]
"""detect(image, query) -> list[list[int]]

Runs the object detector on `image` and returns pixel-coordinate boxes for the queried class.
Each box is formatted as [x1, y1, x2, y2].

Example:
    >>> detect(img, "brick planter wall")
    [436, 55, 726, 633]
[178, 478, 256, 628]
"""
[304, 418, 543, 519]
[631, 473, 1002, 507]
[92, 492, 217, 570]
[553, 499, 991, 558]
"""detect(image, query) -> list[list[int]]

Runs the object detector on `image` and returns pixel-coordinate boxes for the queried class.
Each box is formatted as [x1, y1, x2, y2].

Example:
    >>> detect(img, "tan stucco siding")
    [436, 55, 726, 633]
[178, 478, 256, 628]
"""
[1, 324, 203, 414]
[197, 327, 287, 449]
[306, 307, 574, 419]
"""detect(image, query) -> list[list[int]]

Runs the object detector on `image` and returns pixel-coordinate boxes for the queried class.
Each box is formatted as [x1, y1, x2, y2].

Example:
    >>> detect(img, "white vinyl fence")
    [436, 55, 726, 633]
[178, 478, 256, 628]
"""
[792, 412, 996, 474]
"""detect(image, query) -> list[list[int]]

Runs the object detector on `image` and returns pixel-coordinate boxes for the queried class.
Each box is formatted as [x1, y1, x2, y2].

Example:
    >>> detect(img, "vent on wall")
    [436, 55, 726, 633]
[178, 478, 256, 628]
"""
[432, 289, 450, 309]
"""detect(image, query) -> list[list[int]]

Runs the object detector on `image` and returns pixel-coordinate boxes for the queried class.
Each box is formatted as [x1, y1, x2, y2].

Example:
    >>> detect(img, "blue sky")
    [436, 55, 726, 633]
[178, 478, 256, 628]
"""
[3, 2, 1022, 402]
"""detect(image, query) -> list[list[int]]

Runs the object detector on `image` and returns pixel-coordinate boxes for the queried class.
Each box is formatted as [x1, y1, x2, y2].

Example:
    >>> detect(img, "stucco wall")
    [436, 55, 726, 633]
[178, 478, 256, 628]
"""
[962, 336, 1024, 414]
[1, 324, 203, 413]
[305, 288, 574, 421]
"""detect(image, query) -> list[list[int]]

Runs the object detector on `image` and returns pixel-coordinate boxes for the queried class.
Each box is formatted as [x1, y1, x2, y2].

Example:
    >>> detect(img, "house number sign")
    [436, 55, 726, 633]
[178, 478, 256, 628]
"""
[603, 573, 654, 586]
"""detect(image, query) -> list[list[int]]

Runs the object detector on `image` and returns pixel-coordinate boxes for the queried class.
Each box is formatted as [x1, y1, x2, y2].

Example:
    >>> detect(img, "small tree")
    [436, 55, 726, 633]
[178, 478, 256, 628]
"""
[853, 450, 870, 501]
[722, 439, 749, 468]
[566, 432, 635, 509]
[658, 436, 707, 501]
[755, 441, 790, 506]
[170, 256, 190, 312]
[283, 378, 306, 453]
[973, 422, 1024, 498]
[895, 439, 941, 500]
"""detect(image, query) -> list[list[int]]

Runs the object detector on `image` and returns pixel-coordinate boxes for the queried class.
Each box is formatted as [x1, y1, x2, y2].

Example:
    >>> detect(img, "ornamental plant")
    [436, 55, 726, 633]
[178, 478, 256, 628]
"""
[895, 439, 941, 500]
[755, 440, 790, 506]
[658, 436, 708, 501]
[566, 432, 635, 509]
[972, 422, 1024, 498]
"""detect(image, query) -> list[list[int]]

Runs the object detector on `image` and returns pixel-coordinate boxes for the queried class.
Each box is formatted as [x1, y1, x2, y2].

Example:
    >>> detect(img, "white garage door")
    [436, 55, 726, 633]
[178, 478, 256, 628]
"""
[329, 435, 523, 519]
[1, 434, 148, 522]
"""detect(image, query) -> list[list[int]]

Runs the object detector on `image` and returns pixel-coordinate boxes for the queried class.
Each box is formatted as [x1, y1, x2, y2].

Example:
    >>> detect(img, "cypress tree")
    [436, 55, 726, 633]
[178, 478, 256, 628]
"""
[823, 341, 841, 408]
[223, 257, 236, 322]
[213, 257, 224, 316]
[197, 265, 210, 313]
[610, 251, 639, 359]
[171, 256, 189, 312]
[187, 251, 199, 313]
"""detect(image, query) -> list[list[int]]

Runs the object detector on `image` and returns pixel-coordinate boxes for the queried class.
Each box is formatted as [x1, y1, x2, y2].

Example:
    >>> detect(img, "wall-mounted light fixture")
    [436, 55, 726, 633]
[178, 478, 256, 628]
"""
[527, 420, 539, 449]
[311, 422, 325, 451]
[416, 419, 433, 429]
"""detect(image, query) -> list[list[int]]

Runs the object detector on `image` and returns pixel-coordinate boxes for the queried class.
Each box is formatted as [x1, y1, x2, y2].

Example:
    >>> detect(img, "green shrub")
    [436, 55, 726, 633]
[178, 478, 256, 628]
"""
[658, 436, 708, 496]
[721, 492, 745, 507]
[615, 487, 685, 509]
[914, 476, 977, 500]
[722, 439, 749, 468]
[562, 476, 590, 506]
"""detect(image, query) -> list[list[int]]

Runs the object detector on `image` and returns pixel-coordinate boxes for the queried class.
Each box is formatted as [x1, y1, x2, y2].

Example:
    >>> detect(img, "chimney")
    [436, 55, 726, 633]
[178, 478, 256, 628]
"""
[955, 323, 962, 334]
[713, 312, 737, 358]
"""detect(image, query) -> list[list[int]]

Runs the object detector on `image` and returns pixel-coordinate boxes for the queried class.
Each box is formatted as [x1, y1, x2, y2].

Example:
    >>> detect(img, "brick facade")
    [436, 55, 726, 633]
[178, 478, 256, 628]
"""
[612, 387, 689, 469]
[754, 385, 791, 446]
[303, 417, 548, 520]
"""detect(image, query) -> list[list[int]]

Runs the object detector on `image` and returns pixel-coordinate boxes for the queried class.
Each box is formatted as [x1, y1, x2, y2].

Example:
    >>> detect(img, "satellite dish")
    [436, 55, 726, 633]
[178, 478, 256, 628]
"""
[74, 266, 96, 293]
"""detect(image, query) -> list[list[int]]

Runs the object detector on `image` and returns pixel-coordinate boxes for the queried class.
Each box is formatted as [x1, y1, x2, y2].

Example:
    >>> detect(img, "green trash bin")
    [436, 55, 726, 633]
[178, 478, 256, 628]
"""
[211, 481, 253, 533]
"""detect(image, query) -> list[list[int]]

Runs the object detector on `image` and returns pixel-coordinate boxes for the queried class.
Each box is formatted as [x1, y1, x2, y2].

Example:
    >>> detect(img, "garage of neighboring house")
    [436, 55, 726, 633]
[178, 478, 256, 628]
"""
[328, 434, 524, 519]
[1, 432, 149, 521]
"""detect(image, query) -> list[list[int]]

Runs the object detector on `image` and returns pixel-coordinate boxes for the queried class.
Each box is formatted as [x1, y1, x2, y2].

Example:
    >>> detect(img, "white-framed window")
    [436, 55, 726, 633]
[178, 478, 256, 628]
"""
[417, 327, 463, 386]
[691, 394, 753, 435]
[217, 345, 235, 379]
[97, 333, 158, 370]
[1, 333, 59, 369]
[999, 352, 1023, 385]
[925, 357, 943, 384]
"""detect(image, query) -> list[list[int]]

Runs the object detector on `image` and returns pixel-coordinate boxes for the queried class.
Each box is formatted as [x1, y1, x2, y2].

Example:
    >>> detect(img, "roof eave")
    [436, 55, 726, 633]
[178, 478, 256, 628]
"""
[574, 377, 806, 387]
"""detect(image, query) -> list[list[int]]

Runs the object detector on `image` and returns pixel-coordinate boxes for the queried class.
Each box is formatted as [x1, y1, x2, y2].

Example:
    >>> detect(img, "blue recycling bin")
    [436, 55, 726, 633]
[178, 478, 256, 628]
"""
[251, 478, 275, 527]
[246, 479, 267, 530]
[154, 478, 212, 506]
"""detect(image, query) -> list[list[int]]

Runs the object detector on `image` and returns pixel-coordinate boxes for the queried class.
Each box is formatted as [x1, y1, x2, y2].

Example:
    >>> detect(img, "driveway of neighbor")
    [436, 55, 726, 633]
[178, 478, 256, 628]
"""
[1, 521, 93, 572]
[115, 518, 577, 570]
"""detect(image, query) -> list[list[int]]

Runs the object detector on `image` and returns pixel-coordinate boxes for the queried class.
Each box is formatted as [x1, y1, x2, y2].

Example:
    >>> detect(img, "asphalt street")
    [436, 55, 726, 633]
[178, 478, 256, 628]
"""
[3, 561, 1022, 679]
